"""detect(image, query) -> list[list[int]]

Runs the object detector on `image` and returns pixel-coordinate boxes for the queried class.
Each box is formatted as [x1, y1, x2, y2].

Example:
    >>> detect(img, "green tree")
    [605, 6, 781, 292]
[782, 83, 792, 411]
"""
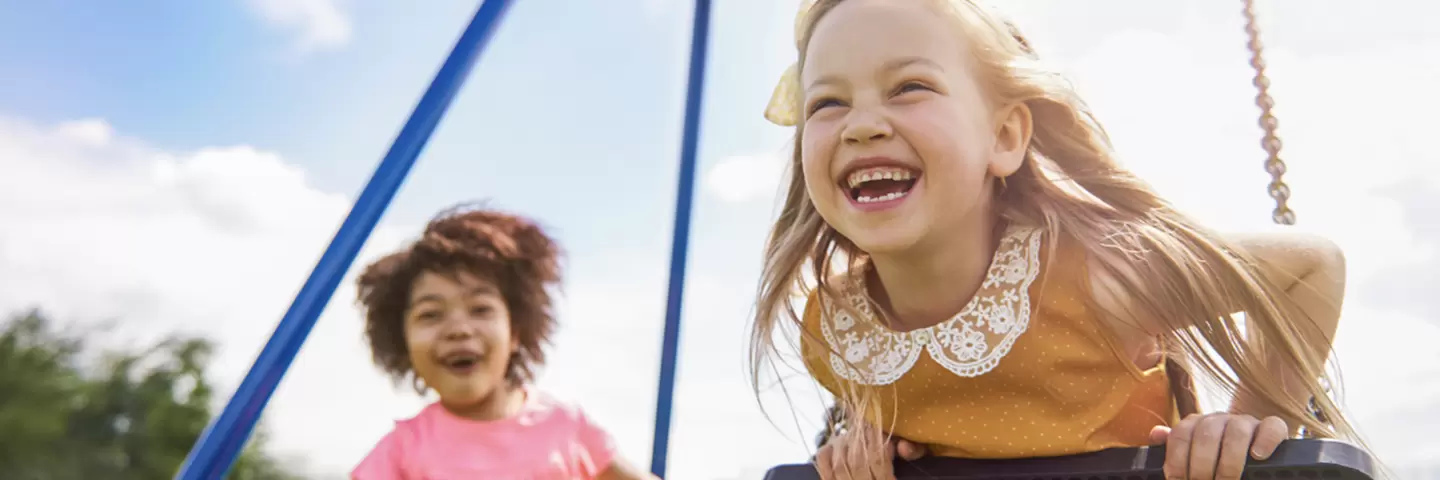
[0, 309, 305, 479]
[0, 309, 85, 476]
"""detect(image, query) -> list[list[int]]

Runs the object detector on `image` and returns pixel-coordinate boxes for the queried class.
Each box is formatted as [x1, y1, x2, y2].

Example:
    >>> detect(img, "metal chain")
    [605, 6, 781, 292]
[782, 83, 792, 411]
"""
[1242, 0, 1295, 225]
[1244, 0, 1338, 436]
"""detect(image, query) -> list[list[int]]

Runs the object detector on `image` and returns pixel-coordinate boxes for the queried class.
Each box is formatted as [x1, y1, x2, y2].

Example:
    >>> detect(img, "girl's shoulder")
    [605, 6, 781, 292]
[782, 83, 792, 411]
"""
[514, 390, 616, 443]
[798, 273, 865, 349]
[523, 390, 592, 422]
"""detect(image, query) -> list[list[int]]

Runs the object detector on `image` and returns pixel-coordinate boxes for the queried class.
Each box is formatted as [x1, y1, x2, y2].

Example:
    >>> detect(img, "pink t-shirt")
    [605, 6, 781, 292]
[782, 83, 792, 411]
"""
[352, 392, 618, 480]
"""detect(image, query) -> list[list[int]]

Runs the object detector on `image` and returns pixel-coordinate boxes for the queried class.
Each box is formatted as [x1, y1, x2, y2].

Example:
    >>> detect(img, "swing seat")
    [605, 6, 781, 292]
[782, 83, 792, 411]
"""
[763, 438, 1376, 479]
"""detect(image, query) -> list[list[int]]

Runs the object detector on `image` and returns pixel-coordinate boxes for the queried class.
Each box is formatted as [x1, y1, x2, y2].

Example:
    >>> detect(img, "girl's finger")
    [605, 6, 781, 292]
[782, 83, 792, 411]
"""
[1164, 413, 1203, 478]
[838, 435, 865, 480]
[866, 440, 896, 480]
[1250, 416, 1289, 460]
[896, 439, 928, 461]
[833, 446, 854, 480]
[815, 444, 836, 480]
[1148, 425, 1171, 445]
[1215, 415, 1261, 480]
[1186, 414, 1232, 480]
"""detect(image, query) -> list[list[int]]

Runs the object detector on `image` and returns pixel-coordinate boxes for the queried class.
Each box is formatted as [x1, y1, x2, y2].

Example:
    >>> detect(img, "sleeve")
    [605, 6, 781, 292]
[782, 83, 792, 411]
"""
[575, 407, 619, 474]
[351, 430, 406, 480]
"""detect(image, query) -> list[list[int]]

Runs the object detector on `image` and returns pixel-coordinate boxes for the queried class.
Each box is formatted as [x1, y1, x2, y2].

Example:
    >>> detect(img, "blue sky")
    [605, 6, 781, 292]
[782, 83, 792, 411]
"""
[0, 0, 775, 219]
[3, 0, 1439, 478]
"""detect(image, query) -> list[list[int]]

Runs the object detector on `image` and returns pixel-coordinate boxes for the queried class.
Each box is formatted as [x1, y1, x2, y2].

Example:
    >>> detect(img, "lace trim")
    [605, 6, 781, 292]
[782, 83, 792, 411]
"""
[821, 226, 1044, 386]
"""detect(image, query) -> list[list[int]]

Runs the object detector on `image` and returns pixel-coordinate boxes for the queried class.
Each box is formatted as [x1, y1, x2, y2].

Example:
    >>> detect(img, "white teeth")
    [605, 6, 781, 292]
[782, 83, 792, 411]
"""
[846, 166, 915, 188]
[856, 190, 910, 204]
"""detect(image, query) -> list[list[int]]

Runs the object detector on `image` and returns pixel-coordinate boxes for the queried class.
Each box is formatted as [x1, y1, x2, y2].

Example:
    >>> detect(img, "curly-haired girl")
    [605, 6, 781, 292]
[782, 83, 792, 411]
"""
[351, 204, 655, 480]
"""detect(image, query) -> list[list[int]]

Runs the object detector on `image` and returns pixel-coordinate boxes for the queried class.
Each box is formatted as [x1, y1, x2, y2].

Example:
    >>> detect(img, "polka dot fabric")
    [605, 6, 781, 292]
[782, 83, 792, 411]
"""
[800, 230, 1178, 459]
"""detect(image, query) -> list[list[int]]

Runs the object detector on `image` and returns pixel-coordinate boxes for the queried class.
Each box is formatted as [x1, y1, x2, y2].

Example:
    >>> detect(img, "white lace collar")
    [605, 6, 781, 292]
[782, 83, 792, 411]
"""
[821, 225, 1044, 386]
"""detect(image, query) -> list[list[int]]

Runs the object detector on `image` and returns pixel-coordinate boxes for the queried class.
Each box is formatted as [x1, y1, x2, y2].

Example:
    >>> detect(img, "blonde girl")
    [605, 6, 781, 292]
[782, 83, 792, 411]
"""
[748, 1, 1361, 479]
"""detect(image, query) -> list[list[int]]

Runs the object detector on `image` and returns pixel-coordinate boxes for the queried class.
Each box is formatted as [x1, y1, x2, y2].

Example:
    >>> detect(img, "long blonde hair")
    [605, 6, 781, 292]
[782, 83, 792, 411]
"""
[749, 0, 1361, 450]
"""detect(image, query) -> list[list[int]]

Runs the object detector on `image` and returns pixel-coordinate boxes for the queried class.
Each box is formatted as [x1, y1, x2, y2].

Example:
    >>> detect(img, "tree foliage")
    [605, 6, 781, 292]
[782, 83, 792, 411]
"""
[0, 309, 305, 479]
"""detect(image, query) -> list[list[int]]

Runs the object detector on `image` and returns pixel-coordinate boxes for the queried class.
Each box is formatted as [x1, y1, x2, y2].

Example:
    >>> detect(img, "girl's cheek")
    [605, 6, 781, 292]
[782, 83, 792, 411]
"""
[803, 119, 840, 146]
[800, 128, 834, 175]
[403, 327, 429, 357]
[479, 324, 512, 353]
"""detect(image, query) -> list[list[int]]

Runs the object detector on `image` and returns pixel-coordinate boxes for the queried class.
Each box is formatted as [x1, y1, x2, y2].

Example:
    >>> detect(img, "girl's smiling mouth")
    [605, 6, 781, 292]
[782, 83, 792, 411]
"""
[839, 161, 922, 210]
[439, 349, 484, 375]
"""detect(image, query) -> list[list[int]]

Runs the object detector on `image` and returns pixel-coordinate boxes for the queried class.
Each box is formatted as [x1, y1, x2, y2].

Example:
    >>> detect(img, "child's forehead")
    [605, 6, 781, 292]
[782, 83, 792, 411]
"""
[801, 0, 972, 81]
[410, 268, 500, 296]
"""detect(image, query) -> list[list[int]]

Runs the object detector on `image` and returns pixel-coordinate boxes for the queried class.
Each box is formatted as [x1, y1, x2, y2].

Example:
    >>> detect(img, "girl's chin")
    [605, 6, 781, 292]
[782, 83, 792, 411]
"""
[841, 228, 926, 256]
[437, 383, 498, 404]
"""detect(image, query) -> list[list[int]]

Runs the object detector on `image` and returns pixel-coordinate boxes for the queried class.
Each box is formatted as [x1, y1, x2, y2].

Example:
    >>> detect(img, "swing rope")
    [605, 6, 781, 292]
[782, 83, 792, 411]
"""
[1242, 0, 1295, 226]
[1242, 0, 1342, 434]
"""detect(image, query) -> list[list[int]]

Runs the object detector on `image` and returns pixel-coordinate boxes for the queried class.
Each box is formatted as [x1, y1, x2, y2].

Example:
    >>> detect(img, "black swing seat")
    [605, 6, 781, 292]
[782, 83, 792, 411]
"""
[764, 438, 1375, 480]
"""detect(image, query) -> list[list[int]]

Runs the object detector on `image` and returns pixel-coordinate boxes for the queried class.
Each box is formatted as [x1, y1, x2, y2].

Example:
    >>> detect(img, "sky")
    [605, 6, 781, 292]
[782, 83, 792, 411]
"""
[0, 0, 1437, 478]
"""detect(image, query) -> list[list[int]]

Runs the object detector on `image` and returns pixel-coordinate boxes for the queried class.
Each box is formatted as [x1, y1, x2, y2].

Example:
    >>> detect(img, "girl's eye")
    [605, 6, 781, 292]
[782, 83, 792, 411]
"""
[414, 310, 441, 322]
[808, 98, 844, 116]
[470, 305, 493, 317]
[894, 82, 932, 95]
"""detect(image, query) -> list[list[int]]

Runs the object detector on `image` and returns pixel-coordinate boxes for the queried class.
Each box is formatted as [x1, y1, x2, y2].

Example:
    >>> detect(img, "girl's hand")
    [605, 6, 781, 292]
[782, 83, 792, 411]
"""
[814, 430, 928, 480]
[1149, 413, 1288, 480]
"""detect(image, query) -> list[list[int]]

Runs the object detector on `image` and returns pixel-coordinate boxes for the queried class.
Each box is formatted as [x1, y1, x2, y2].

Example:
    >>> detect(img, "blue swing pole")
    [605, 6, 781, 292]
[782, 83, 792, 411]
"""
[648, 0, 714, 477]
[174, 1, 514, 478]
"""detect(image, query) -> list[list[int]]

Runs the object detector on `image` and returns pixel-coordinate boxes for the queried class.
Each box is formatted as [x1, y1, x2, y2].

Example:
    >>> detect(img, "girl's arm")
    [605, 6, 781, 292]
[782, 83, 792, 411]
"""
[1224, 231, 1346, 419]
[1089, 230, 1346, 422]
[351, 431, 406, 480]
[598, 459, 661, 480]
[574, 407, 661, 480]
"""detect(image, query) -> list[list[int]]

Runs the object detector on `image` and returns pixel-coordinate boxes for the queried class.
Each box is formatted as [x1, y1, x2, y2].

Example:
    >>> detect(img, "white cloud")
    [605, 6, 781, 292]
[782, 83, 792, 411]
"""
[639, 0, 686, 24]
[0, 115, 418, 476]
[246, 0, 353, 54]
[52, 118, 115, 146]
[704, 153, 786, 204]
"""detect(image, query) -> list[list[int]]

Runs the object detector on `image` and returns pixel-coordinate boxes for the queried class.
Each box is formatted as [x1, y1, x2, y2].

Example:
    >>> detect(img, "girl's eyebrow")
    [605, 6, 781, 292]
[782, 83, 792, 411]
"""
[881, 56, 942, 73]
[409, 295, 444, 308]
[410, 285, 498, 306]
[805, 56, 943, 92]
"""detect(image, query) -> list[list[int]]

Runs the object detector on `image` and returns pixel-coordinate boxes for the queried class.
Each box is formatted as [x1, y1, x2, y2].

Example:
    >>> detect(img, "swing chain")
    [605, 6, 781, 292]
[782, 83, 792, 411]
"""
[1242, 0, 1295, 226]
[1244, 0, 1341, 435]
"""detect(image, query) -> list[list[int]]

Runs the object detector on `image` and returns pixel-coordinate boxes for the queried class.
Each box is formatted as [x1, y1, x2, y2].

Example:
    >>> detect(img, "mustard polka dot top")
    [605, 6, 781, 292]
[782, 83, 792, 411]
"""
[800, 225, 1179, 459]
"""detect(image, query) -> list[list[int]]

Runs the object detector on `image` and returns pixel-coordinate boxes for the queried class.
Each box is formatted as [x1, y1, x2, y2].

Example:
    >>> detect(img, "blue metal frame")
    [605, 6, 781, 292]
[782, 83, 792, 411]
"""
[174, 1, 515, 478]
[648, 0, 713, 477]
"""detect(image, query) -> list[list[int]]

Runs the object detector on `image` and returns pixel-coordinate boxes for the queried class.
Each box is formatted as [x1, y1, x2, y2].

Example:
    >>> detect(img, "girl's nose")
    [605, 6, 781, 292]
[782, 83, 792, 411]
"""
[841, 110, 893, 145]
[440, 312, 475, 339]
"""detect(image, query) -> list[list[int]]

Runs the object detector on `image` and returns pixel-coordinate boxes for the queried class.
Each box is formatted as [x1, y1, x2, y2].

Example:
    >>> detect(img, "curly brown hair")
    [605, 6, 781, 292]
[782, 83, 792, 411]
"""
[355, 203, 562, 392]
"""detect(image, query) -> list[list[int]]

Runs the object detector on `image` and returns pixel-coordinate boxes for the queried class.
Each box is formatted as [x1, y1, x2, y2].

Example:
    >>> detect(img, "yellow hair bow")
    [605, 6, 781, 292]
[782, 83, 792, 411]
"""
[762, 0, 816, 127]
[763, 63, 801, 127]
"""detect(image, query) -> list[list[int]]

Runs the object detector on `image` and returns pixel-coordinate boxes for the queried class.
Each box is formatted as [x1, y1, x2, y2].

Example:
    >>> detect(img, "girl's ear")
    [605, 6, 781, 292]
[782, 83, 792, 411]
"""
[989, 101, 1033, 177]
